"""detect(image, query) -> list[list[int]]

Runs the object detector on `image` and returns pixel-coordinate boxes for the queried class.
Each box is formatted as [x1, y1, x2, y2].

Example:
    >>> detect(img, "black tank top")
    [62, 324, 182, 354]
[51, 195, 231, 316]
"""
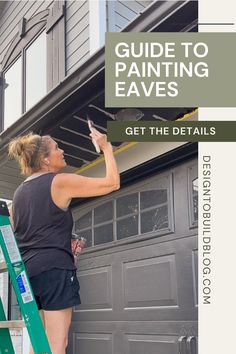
[12, 172, 76, 277]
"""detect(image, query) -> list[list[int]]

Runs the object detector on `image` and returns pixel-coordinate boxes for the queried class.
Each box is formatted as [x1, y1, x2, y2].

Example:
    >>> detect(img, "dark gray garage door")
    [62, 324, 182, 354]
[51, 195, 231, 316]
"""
[68, 158, 198, 354]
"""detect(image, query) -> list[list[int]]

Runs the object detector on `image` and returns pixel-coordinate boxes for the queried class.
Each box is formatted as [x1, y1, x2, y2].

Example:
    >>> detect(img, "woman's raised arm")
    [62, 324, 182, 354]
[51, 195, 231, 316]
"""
[52, 129, 120, 208]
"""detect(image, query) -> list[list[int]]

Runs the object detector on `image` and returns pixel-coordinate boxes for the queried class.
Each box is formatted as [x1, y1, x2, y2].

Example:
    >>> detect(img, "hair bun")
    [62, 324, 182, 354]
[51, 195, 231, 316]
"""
[8, 132, 50, 176]
[8, 136, 23, 160]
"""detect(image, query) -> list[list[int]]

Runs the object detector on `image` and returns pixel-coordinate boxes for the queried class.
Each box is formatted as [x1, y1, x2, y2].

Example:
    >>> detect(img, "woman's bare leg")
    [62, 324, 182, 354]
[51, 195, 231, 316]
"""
[43, 307, 73, 354]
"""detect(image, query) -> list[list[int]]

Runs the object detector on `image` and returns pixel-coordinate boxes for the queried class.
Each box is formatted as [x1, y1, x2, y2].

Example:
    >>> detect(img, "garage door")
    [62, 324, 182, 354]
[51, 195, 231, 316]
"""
[68, 158, 198, 354]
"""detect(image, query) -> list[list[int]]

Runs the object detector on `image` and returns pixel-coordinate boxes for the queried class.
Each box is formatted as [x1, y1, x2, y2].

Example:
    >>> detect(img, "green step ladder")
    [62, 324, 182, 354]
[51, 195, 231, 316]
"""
[0, 200, 52, 354]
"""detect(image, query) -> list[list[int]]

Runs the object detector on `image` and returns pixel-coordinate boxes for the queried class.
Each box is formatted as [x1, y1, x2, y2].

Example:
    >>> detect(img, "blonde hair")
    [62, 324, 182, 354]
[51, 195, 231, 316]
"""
[8, 132, 51, 175]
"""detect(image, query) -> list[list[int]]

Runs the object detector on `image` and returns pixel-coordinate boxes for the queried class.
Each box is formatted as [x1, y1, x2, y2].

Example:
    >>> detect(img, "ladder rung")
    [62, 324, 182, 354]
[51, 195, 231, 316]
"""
[0, 320, 25, 329]
[0, 261, 7, 273]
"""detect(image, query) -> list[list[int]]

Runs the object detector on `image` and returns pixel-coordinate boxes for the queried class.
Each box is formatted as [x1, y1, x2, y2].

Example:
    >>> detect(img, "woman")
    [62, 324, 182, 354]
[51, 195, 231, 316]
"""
[8, 128, 120, 354]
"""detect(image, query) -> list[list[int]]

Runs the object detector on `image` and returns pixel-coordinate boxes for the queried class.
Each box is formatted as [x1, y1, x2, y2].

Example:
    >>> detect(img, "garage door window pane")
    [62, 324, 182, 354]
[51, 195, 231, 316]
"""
[75, 211, 92, 229]
[140, 190, 167, 210]
[116, 193, 138, 217]
[117, 215, 138, 239]
[94, 202, 113, 224]
[75, 184, 171, 247]
[79, 229, 92, 248]
[192, 178, 198, 222]
[141, 205, 168, 233]
[94, 223, 113, 245]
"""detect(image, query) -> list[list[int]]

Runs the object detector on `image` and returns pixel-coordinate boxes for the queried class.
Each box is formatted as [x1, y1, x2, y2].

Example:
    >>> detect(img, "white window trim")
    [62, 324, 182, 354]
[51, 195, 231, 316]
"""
[89, 0, 106, 55]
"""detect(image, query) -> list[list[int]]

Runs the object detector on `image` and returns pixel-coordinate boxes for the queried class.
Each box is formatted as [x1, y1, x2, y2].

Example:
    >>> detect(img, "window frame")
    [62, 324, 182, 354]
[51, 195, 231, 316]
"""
[23, 29, 47, 113]
[0, 2, 66, 131]
[2, 54, 23, 130]
[89, 0, 107, 55]
[2, 28, 46, 130]
[73, 172, 174, 251]
[2, 10, 49, 71]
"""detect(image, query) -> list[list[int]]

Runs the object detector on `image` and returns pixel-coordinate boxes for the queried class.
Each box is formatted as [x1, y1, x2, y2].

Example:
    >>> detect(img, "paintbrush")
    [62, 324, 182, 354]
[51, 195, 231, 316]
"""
[87, 116, 101, 153]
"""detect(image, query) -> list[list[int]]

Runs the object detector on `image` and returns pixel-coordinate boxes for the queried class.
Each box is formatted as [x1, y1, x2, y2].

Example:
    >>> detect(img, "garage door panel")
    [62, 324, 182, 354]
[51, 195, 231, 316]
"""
[70, 320, 197, 332]
[76, 236, 197, 321]
[76, 266, 113, 310]
[73, 332, 113, 354]
[171, 236, 198, 311]
[125, 334, 179, 354]
[68, 321, 198, 354]
[192, 248, 198, 306]
[123, 255, 178, 308]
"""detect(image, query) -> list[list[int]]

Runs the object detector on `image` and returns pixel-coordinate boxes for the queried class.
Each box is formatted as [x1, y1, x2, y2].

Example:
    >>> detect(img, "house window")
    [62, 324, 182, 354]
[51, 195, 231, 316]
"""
[25, 31, 47, 111]
[89, 0, 106, 55]
[3, 31, 46, 129]
[3, 57, 22, 129]
[0, 2, 65, 131]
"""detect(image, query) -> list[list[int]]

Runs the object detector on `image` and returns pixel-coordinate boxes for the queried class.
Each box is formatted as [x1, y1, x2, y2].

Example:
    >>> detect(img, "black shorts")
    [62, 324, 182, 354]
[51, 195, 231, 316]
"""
[29, 268, 81, 311]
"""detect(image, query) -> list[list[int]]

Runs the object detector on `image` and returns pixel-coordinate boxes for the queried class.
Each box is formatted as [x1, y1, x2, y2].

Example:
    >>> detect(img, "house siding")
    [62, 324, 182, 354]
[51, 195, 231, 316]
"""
[65, 0, 90, 76]
[65, 0, 153, 75]
[114, 0, 153, 31]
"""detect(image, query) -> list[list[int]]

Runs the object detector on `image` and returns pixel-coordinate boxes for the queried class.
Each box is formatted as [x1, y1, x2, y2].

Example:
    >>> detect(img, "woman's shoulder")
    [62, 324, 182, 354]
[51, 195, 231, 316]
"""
[52, 172, 82, 187]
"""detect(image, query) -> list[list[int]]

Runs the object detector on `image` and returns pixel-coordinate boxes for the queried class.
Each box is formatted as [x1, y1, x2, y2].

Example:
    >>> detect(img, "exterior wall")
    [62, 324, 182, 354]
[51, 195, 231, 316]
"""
[114, 0, 153, 31]
[65, 0, 153, 75]
[78, 141, 188, 178]
[65, 0, 90, 76]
